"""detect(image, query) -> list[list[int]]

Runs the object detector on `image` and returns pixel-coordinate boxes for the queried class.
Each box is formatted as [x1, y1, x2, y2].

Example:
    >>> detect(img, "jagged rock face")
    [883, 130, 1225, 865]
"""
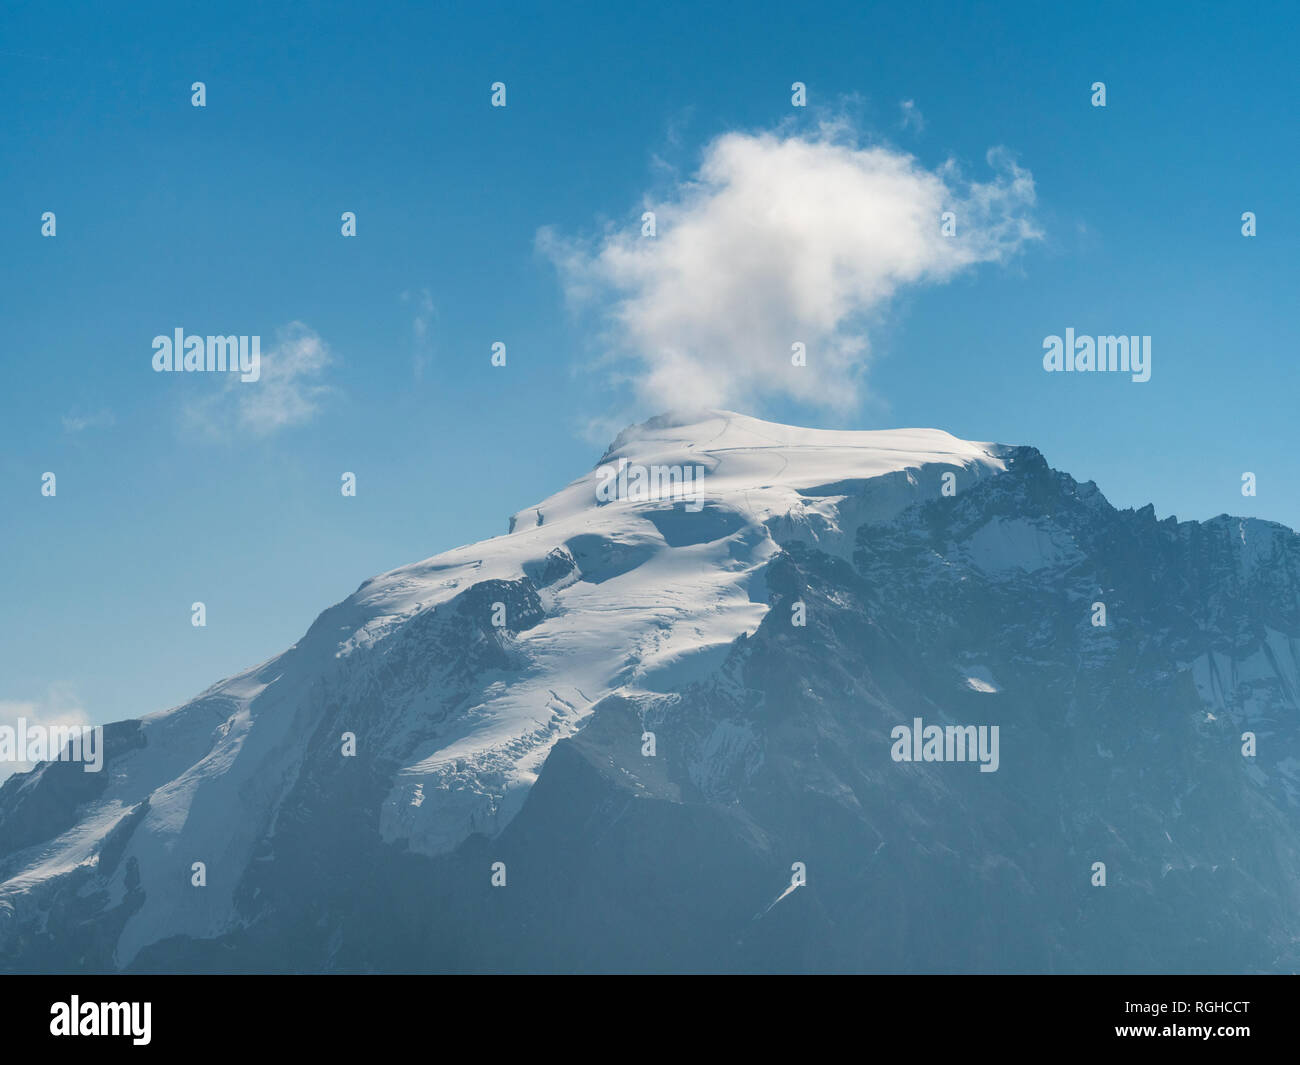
[2, 413, 1298, 973]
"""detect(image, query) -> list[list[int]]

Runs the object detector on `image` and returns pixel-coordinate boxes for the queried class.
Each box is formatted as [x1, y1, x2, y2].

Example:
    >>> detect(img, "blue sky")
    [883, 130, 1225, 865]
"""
[2, 0, 1296, 729]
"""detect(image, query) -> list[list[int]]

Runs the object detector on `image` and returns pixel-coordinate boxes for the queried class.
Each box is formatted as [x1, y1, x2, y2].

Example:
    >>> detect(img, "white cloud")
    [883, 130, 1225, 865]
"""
[541, 127, 1040, 413]
[185, 322, 334, 436]
[899, 99, 925, 133]
[0, 685, 91, 783]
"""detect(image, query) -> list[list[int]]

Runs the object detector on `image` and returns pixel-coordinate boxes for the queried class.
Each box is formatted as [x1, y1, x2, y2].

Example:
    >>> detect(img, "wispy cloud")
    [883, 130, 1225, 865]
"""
[541, 124, 1039, 414]
[899, 99, 925, 133]
[61, 408, 115, 433]
[401, 288, 436, 380]
[184, 322, 334, 436]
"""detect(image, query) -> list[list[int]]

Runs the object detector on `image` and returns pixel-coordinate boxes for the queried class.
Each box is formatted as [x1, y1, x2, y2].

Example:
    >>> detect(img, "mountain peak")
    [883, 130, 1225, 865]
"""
[555, 409, 1012, 538]
[602, 409, 1002, 464]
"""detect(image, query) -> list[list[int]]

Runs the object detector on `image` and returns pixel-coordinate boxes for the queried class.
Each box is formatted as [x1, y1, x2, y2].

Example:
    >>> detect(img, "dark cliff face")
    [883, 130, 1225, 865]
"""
[4, 446, 1299, 973]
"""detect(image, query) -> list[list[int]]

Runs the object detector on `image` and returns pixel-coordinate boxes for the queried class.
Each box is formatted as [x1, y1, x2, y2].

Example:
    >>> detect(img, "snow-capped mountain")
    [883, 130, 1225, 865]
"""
[3, 411, 1299, 973]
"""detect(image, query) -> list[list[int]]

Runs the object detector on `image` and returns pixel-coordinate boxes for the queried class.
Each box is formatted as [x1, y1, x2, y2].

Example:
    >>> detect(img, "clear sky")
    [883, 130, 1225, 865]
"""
[2, 0, 1296, 732]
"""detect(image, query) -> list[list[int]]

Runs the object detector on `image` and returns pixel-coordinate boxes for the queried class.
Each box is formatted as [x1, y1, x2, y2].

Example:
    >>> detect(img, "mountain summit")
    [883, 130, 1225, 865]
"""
[3, 411, 1298, 973]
